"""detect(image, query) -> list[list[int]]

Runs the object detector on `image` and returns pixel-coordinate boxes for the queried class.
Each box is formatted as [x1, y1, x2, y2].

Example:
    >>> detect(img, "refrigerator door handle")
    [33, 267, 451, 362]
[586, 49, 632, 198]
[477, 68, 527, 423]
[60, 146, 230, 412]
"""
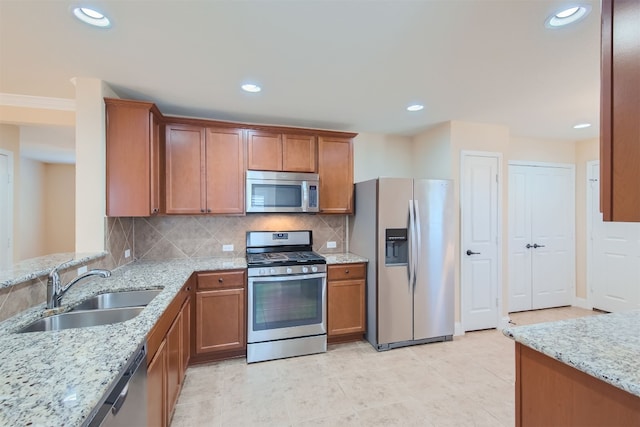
[408, 199, 415, 290]
[413, 199, 421, 290]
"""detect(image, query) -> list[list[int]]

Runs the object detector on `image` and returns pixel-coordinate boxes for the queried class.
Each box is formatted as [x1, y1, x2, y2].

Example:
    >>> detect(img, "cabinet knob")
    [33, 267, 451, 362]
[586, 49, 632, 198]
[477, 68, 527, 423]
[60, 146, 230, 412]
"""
[200, 209, 205, 213]
[207, 209, 211, 213]
[186, 287, 191, 291]
[218, 278, 223, 283]
[345, 269, 350, 274]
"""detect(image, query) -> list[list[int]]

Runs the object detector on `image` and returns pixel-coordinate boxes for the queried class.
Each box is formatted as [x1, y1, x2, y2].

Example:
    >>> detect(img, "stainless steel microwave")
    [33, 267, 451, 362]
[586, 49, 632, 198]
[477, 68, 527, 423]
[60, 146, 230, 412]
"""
[246, 170, 319, 213]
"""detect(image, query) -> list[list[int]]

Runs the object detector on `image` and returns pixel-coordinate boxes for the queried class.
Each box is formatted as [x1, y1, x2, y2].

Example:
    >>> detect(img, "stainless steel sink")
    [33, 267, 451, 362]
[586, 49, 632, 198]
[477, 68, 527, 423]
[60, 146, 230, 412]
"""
[17, 307, 145, 333]
[70, 289, 162, 311]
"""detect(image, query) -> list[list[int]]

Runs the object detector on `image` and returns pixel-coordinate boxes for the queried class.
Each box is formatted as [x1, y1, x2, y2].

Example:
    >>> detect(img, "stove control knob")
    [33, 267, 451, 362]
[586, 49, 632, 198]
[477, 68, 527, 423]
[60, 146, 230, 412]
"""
[286, 268, 292, 274]
[259, 268, 266, 276]
[311, 266, 318, 273]
[270, 268, 276, 275]
[302, 267, 309, 273]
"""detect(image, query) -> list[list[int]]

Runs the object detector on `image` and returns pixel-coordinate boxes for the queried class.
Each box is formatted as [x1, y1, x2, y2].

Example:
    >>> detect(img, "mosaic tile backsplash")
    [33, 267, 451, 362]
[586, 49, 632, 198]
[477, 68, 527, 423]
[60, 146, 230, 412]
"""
[134, 214, 347, 261]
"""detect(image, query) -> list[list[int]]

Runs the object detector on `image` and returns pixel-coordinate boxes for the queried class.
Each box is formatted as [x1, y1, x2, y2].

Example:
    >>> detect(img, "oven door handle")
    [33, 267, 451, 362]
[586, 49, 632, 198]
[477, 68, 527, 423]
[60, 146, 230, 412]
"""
[248, 272, 327, 282]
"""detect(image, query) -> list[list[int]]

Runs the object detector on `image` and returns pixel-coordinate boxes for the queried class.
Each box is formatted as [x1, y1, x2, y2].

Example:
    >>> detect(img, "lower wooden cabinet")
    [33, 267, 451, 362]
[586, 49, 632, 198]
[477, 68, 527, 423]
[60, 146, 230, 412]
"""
[327, 263, 366, 343]
[192, 270, 247, 363]
[147, 280, 192, 427]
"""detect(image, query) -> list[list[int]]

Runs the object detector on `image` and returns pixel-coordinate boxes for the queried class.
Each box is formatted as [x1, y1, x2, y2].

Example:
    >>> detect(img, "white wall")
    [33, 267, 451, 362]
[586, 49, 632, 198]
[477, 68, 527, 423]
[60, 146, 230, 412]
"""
[353, 133, 413, 182]
[45, 163, 75, 254]
[412, 122, 452, 180]
[0, 124, 20, 260]
[74, 78, 117, 253]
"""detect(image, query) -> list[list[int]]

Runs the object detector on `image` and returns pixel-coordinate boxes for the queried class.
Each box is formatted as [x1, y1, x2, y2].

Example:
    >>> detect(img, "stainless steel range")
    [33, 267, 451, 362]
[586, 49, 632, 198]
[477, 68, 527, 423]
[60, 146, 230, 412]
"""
[246, 230, 327, 363]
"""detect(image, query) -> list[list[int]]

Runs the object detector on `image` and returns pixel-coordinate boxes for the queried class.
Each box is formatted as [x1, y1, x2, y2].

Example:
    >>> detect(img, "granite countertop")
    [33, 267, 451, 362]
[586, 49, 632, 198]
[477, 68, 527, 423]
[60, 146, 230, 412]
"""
[0, 257, 246, 427]
[0, 252, 108, 289]
[322, 252, 368, 264]
[504, 310, 640, 398]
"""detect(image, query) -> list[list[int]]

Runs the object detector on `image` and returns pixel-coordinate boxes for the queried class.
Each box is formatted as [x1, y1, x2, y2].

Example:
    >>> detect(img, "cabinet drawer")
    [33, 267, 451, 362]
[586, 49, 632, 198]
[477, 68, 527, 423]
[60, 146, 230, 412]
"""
[327, 263, 366, 281]
[197, 270, 245, 290]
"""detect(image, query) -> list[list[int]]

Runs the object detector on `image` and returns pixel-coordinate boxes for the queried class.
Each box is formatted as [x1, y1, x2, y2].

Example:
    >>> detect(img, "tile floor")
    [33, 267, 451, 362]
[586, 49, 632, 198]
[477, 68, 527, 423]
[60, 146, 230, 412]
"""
[171, 306, 600, 427]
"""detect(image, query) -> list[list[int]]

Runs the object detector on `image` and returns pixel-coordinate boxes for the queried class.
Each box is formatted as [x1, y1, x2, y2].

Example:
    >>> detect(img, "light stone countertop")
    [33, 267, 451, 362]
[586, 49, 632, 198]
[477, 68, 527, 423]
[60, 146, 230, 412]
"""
[322, 252, 368, 264]
[0, 257, 246, 427]
[0, 252, 108, 289]
[503, 310, 640, 398]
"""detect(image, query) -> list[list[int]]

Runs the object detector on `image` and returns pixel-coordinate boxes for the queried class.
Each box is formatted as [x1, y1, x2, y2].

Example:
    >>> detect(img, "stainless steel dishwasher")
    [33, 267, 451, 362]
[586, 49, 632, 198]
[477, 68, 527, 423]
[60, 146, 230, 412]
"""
[87, 342, 147, 427]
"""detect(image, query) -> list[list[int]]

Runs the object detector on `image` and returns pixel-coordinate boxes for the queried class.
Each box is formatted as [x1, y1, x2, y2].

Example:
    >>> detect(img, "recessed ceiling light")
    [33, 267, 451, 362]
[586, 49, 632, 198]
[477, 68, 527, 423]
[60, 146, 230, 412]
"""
[72, 7, 111, 28]
[241, 84, 261, 93]
[545, 5, 591, 28]
[573, 123, 591, 129]
[407, 104, 424, 112]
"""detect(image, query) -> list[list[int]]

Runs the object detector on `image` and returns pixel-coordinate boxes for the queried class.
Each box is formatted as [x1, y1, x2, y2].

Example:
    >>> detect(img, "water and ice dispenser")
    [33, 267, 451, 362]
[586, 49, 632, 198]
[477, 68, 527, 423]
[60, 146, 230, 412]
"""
[385, 228, 408, 266]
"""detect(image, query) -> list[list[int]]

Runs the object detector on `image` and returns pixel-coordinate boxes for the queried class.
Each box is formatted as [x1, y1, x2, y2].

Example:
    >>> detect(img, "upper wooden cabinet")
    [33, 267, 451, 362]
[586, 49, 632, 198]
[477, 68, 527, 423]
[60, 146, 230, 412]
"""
[600, 0, 640, 222]
[318, 136, 354, 214]
[165, 124, 245, 214]
[105, 98, 163, 216]
[247, 130, 316, 172]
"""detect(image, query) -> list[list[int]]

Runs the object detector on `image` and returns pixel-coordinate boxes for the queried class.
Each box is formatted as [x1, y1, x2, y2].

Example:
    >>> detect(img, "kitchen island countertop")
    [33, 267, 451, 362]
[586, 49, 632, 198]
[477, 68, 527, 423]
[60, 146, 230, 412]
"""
[0, 257, 246, 427]
[503, 310, 640, 398]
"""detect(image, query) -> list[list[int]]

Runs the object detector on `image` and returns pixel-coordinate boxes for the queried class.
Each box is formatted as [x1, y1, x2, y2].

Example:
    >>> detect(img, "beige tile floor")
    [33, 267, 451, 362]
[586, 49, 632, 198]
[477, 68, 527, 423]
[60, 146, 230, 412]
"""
[171, 306, 600, 427]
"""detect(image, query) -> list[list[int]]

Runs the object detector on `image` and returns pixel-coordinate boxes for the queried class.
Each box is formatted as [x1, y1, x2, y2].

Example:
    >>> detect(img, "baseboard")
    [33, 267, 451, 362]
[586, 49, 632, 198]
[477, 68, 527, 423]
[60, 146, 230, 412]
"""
[454, 322, 465, 336]
[573, 297, 592, 310]
[498, 316, 511, 331]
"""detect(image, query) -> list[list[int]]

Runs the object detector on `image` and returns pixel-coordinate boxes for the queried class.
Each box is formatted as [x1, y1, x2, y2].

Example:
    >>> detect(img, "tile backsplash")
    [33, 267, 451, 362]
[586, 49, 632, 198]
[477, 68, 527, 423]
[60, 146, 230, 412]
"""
[134, 214, 347, 261]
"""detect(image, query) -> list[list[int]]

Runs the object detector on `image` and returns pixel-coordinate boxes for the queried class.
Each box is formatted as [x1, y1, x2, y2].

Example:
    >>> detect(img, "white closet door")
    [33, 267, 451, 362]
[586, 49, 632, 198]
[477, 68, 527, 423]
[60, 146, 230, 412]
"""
[530, 167, 574, 309]
[508, 164, 575, 312]
[508, 166, 533, 312]
[589, 162, 640, 312]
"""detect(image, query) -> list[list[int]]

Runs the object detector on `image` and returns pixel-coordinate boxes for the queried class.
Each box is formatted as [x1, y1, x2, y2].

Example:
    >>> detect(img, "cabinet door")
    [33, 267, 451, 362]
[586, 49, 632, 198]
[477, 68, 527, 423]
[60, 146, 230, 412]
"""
[205, 128, 245, 214]
[247, 130, 282, 171]
[600, 0, 640, 222]
[180, 298, 191, 377]
[318, 137, 354, 213]
[106, 99, 154, 217]
[166, 310, 182, 418]
[282, 134, 316, 172]
[328, 279, 365, 336]
[147, 339, 167, 427]
[165, 124, 205, 214]
[195, 288, 246, 354]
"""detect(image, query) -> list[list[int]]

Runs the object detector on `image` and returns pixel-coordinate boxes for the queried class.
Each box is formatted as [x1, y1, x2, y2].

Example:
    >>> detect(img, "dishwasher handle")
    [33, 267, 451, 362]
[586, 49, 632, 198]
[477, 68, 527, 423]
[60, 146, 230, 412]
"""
[110, 382, 130, 416]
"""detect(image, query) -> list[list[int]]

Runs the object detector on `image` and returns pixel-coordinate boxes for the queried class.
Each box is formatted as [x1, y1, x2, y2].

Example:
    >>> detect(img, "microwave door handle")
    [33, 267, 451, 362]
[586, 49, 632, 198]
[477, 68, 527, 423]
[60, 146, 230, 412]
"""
[302, 181, 309, 212]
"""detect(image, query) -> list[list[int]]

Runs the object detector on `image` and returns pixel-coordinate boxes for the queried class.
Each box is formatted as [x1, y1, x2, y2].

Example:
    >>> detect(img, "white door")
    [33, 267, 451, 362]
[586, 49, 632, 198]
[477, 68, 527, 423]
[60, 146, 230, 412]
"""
[461, 153, 500, 331]
[588, 162, 640, 312]
[0, 151, 12, 269]
[508, 164, 575, 312]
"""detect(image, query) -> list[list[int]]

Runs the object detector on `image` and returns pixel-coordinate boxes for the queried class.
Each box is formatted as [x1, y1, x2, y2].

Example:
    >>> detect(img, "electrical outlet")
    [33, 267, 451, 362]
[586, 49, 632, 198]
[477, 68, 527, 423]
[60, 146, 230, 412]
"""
[223, 244, 234, 252]
[77, 266, 88, 275]
[326, 241, 337, 249]
[124, 249, 131, 259]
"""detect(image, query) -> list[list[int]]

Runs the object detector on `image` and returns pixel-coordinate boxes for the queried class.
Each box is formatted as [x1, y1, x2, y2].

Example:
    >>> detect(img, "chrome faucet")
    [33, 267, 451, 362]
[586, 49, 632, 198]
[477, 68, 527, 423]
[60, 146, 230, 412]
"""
[46, 263, 112, 309]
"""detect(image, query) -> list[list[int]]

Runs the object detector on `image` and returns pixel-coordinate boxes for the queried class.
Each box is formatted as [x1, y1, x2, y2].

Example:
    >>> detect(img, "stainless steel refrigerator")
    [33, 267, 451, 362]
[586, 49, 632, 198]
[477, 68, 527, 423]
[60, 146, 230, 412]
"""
[348, 178, 454, 350]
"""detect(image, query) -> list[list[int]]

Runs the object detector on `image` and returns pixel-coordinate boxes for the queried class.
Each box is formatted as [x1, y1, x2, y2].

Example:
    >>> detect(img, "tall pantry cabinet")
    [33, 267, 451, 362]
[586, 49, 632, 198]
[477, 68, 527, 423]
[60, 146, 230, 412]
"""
[600, 0, 640, 222]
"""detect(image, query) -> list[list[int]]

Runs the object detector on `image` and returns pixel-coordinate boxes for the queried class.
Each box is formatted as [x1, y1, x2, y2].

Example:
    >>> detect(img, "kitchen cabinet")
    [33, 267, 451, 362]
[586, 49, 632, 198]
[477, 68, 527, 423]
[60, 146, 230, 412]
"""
[193, 270, 246, 362]
[165, 124, 245, 214]
[600, 0, 640, 222]
[515, 342, 640, 426]
[318, 136, 354, 214]
[105, 98, 164, 216]
[247, 130, 316, 172]
[327, 263, 366, 343]
[147, 280, 192, 426]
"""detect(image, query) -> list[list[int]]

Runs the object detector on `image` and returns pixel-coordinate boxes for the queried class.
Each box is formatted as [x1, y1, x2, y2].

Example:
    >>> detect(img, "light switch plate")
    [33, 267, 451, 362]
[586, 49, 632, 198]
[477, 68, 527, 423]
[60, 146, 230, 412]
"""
[326, 241, 337, 249]
[223, 244, 234, 252]
[124, 249, 131, 258]
[77, 266, 88, 275]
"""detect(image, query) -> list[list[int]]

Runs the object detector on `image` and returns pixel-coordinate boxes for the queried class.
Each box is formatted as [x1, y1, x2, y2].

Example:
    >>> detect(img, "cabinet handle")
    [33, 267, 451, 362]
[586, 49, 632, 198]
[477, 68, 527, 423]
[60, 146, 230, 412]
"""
[218, 278, 223, 283]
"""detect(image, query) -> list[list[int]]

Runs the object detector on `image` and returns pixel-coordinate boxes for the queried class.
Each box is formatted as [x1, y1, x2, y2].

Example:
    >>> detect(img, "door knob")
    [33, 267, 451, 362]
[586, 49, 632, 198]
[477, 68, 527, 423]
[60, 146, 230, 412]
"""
[533, 244, 546, 249]
[466, 250, 481, 256]
[526, 244, 533, 249]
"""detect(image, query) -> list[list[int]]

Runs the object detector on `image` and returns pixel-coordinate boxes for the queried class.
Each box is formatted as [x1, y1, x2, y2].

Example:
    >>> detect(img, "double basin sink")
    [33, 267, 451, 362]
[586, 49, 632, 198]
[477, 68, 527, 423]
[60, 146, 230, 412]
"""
[17, 289, 162, 333]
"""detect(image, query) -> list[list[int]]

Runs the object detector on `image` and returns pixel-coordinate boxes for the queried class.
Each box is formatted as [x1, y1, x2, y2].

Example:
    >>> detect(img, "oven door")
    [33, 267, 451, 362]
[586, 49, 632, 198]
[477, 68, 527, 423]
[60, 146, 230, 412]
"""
[247, 272, 327, 343]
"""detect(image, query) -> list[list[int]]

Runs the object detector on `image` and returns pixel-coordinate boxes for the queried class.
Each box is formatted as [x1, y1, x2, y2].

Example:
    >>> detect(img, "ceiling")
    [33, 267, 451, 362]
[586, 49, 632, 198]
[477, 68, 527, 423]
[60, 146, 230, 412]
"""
[0, 0, 601, 163]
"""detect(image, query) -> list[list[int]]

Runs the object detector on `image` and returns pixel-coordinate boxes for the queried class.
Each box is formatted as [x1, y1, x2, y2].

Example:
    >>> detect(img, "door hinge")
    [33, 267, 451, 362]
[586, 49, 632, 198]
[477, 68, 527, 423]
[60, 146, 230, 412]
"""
[496, 298, 499, 308]
[496, 174, 498, 183]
